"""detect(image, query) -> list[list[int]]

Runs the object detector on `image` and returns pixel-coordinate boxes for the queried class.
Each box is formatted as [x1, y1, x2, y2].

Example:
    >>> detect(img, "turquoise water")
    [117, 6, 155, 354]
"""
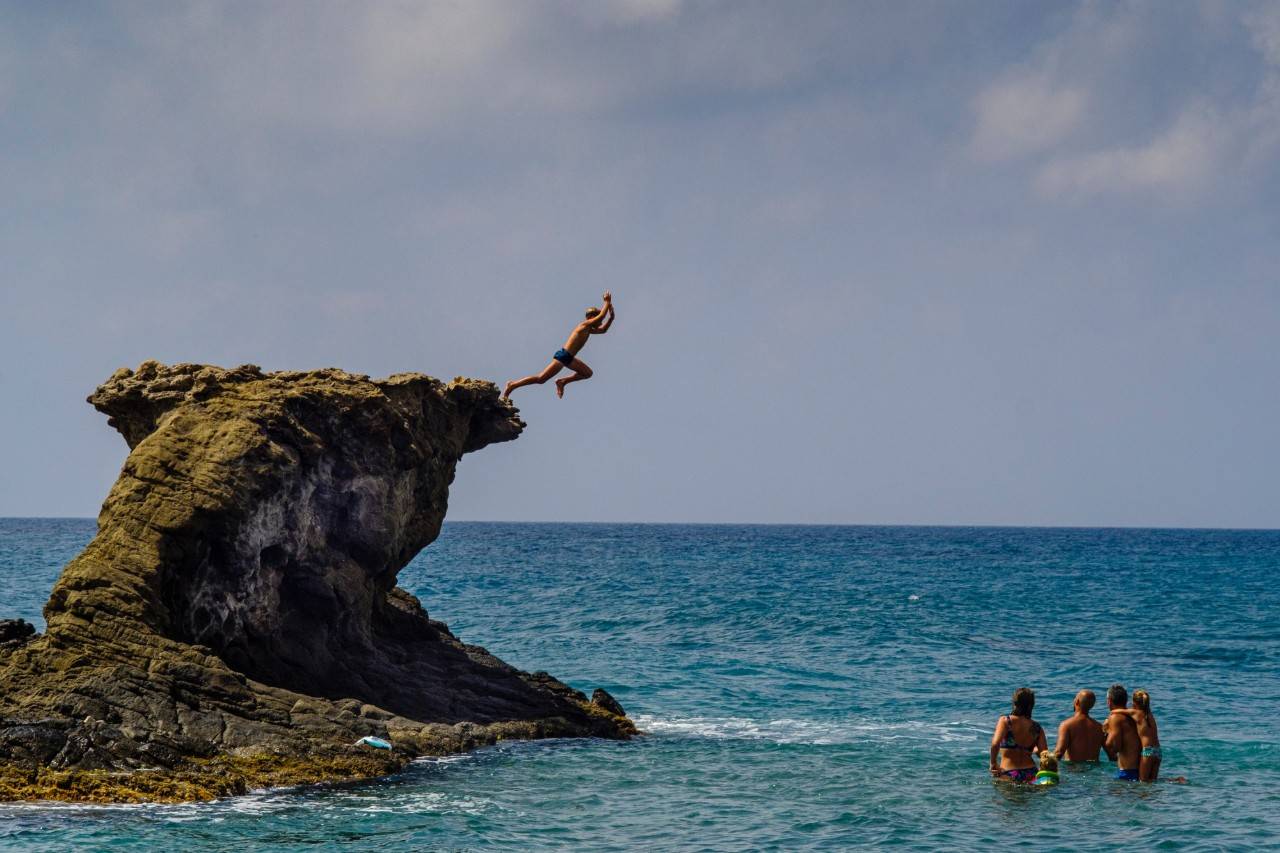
[1, 520, 1278, 850]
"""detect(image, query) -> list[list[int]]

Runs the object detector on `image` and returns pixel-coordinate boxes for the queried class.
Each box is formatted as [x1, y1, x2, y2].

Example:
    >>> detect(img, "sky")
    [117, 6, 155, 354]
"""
[2, 0, 1279, 527]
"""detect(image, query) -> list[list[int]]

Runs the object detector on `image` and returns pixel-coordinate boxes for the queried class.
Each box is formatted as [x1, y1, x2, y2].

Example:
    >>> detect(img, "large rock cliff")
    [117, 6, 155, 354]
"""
[0, 362, 632, 802]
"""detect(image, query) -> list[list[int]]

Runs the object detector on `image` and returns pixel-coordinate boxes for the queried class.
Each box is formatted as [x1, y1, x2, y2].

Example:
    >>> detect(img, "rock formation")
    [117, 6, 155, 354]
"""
[0, 362, 633, 802]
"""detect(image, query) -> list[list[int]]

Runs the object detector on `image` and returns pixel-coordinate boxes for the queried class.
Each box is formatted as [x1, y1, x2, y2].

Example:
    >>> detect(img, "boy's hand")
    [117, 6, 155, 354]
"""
[602, 290, 612, 302]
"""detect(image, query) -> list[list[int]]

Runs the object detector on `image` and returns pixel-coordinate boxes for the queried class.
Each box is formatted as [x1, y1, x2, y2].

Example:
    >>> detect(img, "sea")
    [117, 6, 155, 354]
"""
[0, 520, 1277, 851]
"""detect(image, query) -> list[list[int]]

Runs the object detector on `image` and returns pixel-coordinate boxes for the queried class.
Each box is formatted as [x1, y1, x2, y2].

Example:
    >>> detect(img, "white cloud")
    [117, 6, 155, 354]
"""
[110, 2, 564, 135]
[104, 2, 848, 137]
[1029, 1, 1280, 199]
[970, 74, 1087, 161]
[1034, 104, 1223, 198]
[1242, 3, 1280, 160]
[972, 0, 1280, 200]
[1244, 3, 1280, 64]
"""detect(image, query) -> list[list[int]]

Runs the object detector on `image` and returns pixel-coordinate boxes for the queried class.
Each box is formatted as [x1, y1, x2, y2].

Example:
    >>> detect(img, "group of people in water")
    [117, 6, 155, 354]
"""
[989, 685, 1177, 786]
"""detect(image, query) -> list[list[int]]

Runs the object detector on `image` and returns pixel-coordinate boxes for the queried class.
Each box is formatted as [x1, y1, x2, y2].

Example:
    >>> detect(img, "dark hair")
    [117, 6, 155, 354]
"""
[1012, 687, 1035, 717]
[585, 307, 601, 319]
[1108, 684, 1128, 707]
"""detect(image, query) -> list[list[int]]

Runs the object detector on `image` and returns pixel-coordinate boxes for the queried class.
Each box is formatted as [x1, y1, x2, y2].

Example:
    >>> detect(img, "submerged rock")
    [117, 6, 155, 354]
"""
[591, 688, 627, 718]
[0, 362, 634, 802]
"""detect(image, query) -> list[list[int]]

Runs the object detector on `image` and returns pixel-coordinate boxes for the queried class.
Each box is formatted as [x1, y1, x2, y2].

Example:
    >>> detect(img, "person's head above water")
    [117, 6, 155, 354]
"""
[1107, 684, 1128, 709]
[1132, 689, 1151, 714]
[1074, 690, 1096, 714]
[585, 307, 601, 319]
[1038, 750, 1059, 773]
[1012, 687, 1035, 717]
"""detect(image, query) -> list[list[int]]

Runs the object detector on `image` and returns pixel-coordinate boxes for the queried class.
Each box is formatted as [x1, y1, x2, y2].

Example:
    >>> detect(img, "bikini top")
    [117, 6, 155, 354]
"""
[1000, 715, 1042, 753]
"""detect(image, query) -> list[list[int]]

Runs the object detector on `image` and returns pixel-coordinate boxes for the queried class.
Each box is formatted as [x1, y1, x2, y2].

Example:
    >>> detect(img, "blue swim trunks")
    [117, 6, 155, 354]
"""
[1115, 768, 1139, 781]
[553, 348, 574, 367]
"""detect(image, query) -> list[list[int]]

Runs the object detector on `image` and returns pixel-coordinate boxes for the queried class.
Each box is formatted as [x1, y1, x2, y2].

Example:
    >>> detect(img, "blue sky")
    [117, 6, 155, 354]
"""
[3, 1, 1279, 526]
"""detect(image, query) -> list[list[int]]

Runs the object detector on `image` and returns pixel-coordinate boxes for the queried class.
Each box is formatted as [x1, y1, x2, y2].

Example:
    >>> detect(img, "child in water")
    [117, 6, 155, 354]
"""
[1034, 750, 1060, 786]
[1114, 689, 1161, 782]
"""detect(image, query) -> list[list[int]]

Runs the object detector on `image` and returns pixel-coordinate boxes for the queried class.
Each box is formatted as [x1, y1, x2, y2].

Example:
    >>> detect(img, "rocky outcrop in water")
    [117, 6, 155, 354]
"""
[0, 362, 632, 802]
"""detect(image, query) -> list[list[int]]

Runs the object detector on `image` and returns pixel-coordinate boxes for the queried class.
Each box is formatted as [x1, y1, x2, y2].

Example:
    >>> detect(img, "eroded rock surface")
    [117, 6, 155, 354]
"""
[0, 362, 633, 802]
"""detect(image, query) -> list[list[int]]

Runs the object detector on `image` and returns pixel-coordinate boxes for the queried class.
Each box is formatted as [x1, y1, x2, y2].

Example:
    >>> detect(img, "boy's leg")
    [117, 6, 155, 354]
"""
[554, 358, 593, 398]
[504, 361, 563, 398]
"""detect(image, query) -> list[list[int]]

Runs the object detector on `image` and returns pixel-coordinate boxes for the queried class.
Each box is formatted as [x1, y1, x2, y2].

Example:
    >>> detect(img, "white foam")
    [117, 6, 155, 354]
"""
[0, 754, 493, 820]
[633, 714, 985, 745]
[0, 801, 156, 815]
[411, 753, 474, 767]
[171, 789, 498, 820]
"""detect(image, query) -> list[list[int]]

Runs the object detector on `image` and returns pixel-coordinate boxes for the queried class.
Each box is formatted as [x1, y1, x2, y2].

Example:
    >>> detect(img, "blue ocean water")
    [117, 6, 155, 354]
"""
[1, 520, 1278, 851]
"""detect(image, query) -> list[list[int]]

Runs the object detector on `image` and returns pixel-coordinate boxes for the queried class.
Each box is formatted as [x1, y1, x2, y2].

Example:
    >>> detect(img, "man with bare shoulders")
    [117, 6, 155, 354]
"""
[503, 292, 615, 399]
[1102, 683, 1141, 781]
[1053, 689, 1106, 762]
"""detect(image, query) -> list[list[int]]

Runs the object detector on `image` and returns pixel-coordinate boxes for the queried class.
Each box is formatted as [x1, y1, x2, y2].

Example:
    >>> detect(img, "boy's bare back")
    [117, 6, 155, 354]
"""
[562, 319, 595, 357]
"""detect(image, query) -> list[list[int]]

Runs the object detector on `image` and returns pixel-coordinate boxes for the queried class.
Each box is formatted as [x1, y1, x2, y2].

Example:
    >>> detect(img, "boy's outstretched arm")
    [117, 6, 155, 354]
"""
[588, 293, 614, 332]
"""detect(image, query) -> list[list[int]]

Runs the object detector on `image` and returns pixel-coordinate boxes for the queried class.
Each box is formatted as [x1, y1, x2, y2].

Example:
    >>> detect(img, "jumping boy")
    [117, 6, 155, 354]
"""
[503, 291, 615, 399]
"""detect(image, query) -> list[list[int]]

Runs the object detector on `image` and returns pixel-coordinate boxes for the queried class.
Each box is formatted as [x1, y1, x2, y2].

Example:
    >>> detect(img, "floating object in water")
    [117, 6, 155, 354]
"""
[355, 736, 392, 750]
[908, 594, 920, 602]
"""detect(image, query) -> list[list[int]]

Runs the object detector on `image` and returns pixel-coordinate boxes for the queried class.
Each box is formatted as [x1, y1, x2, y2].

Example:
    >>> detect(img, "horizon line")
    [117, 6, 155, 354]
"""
[2, 516, 1277, 533]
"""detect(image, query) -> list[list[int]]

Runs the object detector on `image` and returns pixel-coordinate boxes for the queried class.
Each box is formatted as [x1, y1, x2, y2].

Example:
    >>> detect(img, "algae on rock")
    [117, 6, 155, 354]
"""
[0, 362, 633, 802]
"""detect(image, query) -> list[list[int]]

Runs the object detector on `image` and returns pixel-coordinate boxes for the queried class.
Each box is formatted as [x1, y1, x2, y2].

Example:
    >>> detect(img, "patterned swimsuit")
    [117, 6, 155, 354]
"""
[999, 715, 1042, 782]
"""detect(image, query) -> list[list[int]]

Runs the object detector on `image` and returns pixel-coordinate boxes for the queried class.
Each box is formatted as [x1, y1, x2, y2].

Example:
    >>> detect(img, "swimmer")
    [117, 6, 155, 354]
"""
[1103, 684, 1141, 781]
[989, 687, 1048, 783]
[1113, 688, 1162, 782]
[1054, 689, 1106, 762]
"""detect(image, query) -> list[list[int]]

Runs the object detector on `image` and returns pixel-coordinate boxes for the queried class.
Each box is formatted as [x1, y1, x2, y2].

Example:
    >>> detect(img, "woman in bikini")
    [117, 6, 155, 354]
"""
[989, 687, 1048, 783]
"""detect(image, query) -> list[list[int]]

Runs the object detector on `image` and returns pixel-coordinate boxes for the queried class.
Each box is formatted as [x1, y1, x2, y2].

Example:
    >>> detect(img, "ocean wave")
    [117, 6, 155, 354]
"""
[632, 714, 986, 745]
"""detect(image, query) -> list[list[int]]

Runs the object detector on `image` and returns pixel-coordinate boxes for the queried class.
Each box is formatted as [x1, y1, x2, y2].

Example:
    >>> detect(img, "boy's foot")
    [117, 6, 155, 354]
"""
[555, 378, 568, 398]
[502, 381, 515, 399]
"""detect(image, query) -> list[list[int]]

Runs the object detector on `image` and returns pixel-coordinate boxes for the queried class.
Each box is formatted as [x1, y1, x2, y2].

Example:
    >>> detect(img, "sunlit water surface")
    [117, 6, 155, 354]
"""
[1, 520, 1276, 850]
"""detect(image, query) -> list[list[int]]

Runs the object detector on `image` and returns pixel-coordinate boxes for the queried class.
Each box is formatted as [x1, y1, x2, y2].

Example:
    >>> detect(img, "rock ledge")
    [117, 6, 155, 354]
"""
[0, 362, 634, 802]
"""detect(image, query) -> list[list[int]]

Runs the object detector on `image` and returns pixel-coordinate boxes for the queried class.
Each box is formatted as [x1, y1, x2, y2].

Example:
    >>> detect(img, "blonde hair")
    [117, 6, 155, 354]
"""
[1132, 689, 1151, 714]
[1038, 750, 1058, 772]
[585, 307, 601, 319]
